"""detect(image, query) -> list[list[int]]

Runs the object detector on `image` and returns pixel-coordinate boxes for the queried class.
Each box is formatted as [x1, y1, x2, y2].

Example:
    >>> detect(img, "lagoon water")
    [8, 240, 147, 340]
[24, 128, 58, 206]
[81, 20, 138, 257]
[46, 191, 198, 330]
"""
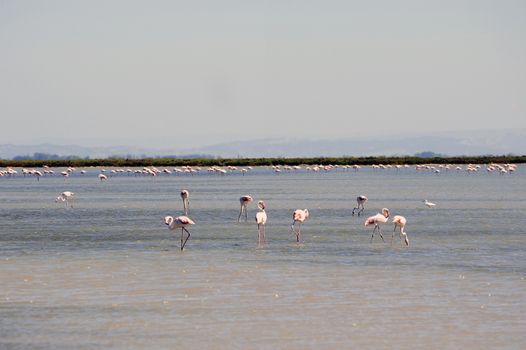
[1, 167, 525, 349]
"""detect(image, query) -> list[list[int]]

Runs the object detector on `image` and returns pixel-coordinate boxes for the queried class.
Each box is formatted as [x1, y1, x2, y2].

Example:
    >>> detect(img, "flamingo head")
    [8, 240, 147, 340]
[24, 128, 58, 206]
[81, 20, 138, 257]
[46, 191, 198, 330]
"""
[164, 216, 174, 226]
[304, 209, 309, 218]
[241, 195, 253, 203]
[55, 196, 63, 203]
[257, 200, 265, 210]
[382, 208, 390, 218]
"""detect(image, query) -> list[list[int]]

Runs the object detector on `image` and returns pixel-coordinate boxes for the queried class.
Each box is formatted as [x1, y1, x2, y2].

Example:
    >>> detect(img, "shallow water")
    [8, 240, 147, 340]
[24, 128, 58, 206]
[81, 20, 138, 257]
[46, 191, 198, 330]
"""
[1, 167, 525, 349]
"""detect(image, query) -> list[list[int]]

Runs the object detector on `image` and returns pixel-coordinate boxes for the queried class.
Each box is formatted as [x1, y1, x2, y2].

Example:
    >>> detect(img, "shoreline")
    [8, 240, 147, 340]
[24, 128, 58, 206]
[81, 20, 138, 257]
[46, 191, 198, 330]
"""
[1, 155, 525, 168]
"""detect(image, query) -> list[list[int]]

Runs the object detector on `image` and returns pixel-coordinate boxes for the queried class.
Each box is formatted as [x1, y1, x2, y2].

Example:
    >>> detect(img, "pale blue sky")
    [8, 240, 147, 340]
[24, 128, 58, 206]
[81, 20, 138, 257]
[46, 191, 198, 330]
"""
[1, 0, 525, 148]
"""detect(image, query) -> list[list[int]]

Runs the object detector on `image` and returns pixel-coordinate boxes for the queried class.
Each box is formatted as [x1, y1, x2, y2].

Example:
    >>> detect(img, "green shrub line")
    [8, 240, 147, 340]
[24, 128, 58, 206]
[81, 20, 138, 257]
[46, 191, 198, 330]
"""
[1, 155, 525, 168]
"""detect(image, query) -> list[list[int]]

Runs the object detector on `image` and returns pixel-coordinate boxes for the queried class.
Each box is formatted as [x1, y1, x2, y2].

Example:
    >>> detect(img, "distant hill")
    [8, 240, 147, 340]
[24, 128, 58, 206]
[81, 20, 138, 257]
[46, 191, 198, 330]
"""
[181, 129, 526, 158]
[1, 129, 524, 159]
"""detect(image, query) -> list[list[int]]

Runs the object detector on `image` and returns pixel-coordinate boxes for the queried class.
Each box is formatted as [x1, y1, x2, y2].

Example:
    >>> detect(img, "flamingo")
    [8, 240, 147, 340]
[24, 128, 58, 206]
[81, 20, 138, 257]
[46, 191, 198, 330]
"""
[392, 215, 409, 246]
[352, 195, 368, 216]
[55, 191, 75, 208]
[164, 215, 195, 251]
[364, 208, 390, 243]
[180, 190, 189, 215]
[238, 195, 253, 222]
[291, 209, 309, 242]
[33, 170, 43, 181]
[423, 199, 436, 208]
[255, 201, 267, 243]
[98, 174, 108, 182]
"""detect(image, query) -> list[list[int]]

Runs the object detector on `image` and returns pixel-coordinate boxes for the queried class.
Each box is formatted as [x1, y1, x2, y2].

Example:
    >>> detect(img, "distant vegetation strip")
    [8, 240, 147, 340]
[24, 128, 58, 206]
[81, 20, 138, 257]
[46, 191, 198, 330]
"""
[1, 155, 525, 168]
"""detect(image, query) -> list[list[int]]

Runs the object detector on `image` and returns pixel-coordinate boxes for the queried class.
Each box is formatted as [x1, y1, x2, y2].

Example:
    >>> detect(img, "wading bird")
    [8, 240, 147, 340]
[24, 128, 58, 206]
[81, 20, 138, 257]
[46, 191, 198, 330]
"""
[164, 215, 195, 251]
[255, 200, 267, 243]
[364, 208, 390, 243]
[392, 215, 409, 246]
[238, 195, 253, 222]
[180, 190, 189, 215]
[423, 199, 436, 208]
[352, 195, 368, 216]
[291, 209, 309, 242]
[55, 191, 75, 208]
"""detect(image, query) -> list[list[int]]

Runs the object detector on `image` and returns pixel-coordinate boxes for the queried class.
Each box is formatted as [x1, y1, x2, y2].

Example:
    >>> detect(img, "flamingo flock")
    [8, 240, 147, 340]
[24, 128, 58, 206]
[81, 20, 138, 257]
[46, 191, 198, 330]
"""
[2, 163, 520, 250]
[160, 188, 417, 250]
[0, 162, 519, 179]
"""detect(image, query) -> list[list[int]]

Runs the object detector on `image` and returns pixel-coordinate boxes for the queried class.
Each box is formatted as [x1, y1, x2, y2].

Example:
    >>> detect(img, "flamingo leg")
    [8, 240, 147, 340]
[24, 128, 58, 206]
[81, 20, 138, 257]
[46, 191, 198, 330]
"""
[238, 206, 243, 222]
[352, 207, 357, 216]
[358, 207, 364, 216]
[181, 228, 184, 249]
[244, 208, 248, 222]
[181, 227, 191, 250]
[399, 229, 409, 246]
[379, 227, 385, 242]
[257, 224, 261, 243]
[370, 226, 376, 243]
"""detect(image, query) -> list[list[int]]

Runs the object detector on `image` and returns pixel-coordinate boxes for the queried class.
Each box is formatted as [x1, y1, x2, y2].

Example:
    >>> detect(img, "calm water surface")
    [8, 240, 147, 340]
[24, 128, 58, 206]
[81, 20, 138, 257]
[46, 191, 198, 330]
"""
[1, 167, 525, 349]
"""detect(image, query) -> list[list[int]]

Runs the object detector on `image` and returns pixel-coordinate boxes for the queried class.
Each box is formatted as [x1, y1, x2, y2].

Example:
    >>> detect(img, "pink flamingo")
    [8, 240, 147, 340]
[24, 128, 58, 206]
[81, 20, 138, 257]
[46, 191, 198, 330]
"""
[291, 209, 309, 242]
[391, 215, 409, 246]
[238, 195, 253, 222]
[255, 201, 267, 243]
[164, 215, 195, 250]
[34, 170, 43, 181]
[352, 195, 368, 216]
[364, 208, 390, 243]
[55, 191, 75, 208]
[98, 174, 108, 182]
[180, 190, 189, 215]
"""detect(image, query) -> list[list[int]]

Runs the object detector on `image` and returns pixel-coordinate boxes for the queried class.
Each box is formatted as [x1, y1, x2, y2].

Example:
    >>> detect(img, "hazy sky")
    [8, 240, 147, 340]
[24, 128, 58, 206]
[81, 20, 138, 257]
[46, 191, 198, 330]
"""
[1, 0, 525, 149]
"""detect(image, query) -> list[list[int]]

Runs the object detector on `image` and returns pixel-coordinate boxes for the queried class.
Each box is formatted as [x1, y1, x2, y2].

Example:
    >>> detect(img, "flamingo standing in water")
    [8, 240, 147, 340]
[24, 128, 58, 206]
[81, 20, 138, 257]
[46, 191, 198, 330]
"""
[164, 215, 195, 251]
[55, 191, 75, 208]
[352, 195, 368, 216]
[180, 190, 189, 215]
[291, 209, 309, 242]
[392, 215, 409, 246]
[255, 200, 267, 243]
[364, 208, 390, 243]
[98, 174, 108, 182]
[238, 195, 253, 222]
